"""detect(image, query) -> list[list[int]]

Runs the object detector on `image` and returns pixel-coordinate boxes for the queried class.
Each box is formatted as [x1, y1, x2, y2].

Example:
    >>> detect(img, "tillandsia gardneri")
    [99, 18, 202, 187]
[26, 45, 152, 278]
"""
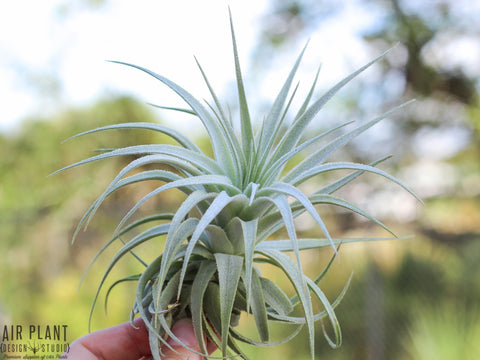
[55, 12, 419, 360]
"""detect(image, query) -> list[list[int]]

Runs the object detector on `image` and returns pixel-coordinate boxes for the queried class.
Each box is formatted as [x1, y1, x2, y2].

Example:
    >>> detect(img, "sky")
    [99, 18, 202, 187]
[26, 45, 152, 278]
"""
[0, 0, 375, 134]
[1, 0, 479, 217]
[2, 0, 477, 138]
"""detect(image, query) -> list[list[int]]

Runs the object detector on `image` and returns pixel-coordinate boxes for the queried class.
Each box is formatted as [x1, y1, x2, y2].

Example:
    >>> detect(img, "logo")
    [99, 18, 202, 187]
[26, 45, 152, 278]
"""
[0, 324, 70, 359]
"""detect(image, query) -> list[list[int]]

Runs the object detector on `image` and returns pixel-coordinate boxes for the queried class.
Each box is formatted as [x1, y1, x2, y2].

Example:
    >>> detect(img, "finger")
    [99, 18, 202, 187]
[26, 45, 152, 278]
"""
[63, 317, 151, 360]
[161, 318, 217, 360]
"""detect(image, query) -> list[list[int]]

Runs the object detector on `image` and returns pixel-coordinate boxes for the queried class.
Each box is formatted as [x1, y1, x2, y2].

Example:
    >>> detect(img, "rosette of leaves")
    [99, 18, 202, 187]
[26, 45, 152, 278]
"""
[56, 14, 418, 360]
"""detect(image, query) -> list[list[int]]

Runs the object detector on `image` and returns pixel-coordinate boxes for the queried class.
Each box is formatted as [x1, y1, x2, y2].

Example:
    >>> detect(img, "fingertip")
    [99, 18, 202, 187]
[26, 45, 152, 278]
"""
[161, 318, 217, 360]
[166, 318, 198, 348]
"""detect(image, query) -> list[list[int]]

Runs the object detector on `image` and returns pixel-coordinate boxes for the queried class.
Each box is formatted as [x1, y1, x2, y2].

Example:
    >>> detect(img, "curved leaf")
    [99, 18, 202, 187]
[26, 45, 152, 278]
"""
[256, 249, 315, 359]
[260, 121, 353, 185]
[147, 103, 197, 116]
[178, 192, 244, 299]
[104, 274, 140, 313]
[271, 47, 396, 164]
[229, 323, 303, 347]
[80, 219, 171, 288]
[294, 64, 321, 120]
[315, 156, 391, 195]
[114, 175, 239, 235]
[260, 276, 293, 316]
[256, 236, 409, 252]
[214, 253, 244, 356]
[62, 122, 201, 153]
[282, 100, 415, 183]
[155, 218, 200, 310]
[195, 57, 245, 180]
[88, 223, 170, 328]
[260, 182, 335, 253]
[250, 268, 269, 342]
[290, 161, 422, 203]
[191, 261, 217, 355]
[206, 224, 233, 254]
[308, 193, 395, 236]
[108, 60, 238, 184]
[72, 163, 181, 242]
[304, 277, 341, 348]
[256, 42, 308, 165]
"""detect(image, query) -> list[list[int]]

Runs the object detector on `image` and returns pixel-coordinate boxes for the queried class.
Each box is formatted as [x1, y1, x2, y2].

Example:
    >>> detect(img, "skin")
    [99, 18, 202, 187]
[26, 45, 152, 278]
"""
[62, 318, 216, 360]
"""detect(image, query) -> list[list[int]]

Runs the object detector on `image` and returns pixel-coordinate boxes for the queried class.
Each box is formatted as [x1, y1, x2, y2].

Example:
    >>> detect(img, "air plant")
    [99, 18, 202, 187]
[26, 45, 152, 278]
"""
[55, 12, 418, 360]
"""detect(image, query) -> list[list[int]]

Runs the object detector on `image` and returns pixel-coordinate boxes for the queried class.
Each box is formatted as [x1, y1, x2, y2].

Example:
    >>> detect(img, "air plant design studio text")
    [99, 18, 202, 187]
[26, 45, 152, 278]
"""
[1, 324, 70, 357]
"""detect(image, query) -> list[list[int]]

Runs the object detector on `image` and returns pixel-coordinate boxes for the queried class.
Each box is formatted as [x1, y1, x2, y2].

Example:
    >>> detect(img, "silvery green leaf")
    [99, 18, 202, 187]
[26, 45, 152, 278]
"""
[104, 274, 140, 313]
[206, 224, 233, 254]
[256, 249, 315, 359]
[307, 193, 395, 236]
[260, 121, 353, 185]
[259, 276, 293, 316]
[195, 57, 246, 183]
[257, 236, 410, 252]
[80, 214, 172, 287]
[260, 182, 336, 253]
[256, 43, 308, 164]
[114, 175, 239, 235]
[241, 219, 258, 313]
[155, 218, 199, 305]
[294, 65, 321, 120]
[135, 256, 173, 355]
[178, 192, 243, 298]
[250, 268, 269, 342]
[108, 60, 238, 182]
[290, 161, 422, 202]
[214, 253, 244, 356]
[191, 261, 217, 355]
[265, 273, 352, 325]
[282, 100, 415, 183]
[225, 217, 245, 254]
[315, 156, 391, 195]
[88, 224, 170, 329]
[271, 47, 396, 164]
[204, 283, 222, 336]
[62, 122, 201, 153]
[229, 11, 255, 165]
[229, 323, 303, 347]
[267, 195, 305, 274]
[304, 276, 341, 348]
[71, 164, 181, 242]
[153, 272, 219, 359]
[147, 103, 197, 116]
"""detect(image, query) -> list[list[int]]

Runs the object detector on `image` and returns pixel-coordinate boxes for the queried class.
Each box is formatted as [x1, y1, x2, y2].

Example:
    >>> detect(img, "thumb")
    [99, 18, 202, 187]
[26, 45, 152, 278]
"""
[161, 318, 216, 360]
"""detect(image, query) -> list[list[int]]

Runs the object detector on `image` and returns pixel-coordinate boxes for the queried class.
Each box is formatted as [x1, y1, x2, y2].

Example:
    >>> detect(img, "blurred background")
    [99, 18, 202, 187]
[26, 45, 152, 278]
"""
[1, 0, 479, 359]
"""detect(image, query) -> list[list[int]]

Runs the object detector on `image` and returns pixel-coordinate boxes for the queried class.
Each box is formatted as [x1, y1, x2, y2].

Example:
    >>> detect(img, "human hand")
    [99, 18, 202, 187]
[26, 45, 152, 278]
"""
[62, 317, 216, 360]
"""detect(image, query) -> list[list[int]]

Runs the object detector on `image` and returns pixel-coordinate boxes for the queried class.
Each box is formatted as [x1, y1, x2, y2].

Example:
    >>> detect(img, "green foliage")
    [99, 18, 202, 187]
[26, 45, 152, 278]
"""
[0, 97, 167, 330]
[404, 303, 480, 360]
